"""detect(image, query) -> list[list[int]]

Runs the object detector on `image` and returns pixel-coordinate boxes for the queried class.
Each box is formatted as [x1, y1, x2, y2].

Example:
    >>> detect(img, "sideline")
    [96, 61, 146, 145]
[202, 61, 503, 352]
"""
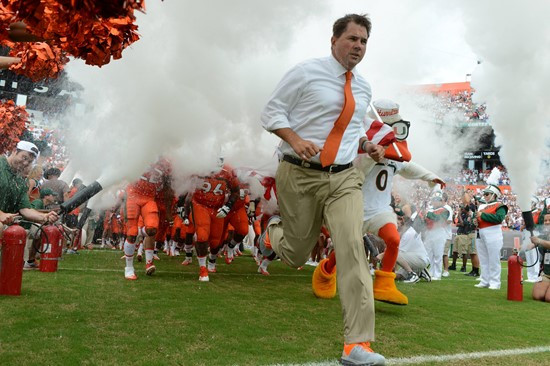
[268, 345, 550, 365]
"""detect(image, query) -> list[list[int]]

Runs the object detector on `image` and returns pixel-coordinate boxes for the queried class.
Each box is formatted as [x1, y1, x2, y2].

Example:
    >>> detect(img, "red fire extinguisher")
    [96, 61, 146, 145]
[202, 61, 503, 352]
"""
[507, 249, 523, 301]
[39, 225, 63, 273]
[0, 224, 27, 296]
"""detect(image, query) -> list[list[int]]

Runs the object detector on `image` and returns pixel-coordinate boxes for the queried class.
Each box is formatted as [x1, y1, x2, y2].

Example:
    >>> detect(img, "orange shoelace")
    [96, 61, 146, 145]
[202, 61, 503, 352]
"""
[343, 342, 373, 355]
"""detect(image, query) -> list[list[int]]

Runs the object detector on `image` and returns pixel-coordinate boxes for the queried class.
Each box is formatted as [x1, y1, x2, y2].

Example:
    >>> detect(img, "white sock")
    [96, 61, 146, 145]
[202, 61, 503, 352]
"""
[124, 241, 135, 268]
[145, 249, 154, 265]
[208, 253, 217, 262]
[260, 258, 271, 270]
[137, 242, 143, 255]
[198, 256, 206, 267]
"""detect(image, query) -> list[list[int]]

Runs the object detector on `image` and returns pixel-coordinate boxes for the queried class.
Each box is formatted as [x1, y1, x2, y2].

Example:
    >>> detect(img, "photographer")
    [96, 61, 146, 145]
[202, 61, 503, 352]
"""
[455, 196, 480, 277]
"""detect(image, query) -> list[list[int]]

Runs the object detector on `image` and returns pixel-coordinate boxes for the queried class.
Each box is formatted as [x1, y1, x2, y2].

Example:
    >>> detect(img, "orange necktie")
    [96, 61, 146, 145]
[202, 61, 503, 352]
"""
[320, 71, 355, 167]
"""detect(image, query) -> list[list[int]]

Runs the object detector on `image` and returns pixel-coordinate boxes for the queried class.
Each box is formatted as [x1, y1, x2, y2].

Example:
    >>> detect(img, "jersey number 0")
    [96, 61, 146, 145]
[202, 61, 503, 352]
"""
[376, 170, 388, 191]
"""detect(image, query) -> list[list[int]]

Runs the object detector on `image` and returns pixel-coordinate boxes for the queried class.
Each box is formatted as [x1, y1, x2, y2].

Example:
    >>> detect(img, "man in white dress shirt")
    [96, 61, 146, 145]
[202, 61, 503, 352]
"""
[260, 13, 386, 366]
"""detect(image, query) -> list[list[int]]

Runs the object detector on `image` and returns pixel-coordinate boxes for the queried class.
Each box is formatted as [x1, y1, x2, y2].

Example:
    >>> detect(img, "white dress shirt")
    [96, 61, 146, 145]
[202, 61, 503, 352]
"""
[261, 55, 372, 165]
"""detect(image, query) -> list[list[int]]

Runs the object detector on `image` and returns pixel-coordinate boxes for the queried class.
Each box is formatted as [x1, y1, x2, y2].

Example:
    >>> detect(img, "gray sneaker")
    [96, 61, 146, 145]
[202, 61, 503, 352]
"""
[403, 272, 420, 283]
[258, 215, 281, 256]
[341, 343, 386, 365]
[23, 261, 39, 270]
[419, 267, 432, 282]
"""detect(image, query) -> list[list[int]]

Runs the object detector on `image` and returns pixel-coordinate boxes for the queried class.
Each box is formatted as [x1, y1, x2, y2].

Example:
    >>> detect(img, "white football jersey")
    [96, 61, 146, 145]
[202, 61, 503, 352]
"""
[360, 159, 441, 222]
[362, 160, 403, 221]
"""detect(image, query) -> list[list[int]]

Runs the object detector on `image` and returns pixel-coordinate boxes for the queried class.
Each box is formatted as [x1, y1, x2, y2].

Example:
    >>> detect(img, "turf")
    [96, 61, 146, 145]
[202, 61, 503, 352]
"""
[1, 249, 549, 366]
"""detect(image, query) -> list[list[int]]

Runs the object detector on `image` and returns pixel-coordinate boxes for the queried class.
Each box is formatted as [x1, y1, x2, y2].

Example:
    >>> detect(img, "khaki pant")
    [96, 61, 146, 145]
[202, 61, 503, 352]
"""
[455, 232, 477, 255]
[268, 161, 374, 343]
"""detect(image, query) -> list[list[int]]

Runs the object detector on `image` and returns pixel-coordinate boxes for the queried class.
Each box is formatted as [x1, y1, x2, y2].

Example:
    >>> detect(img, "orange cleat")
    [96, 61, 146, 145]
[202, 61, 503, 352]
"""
[199, 266, 209, 282]
[124, 267, 137, 281]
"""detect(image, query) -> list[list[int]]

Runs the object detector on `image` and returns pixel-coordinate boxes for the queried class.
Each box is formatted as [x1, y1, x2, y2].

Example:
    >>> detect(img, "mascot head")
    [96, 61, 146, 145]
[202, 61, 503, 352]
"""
[368, 99, 411, 162]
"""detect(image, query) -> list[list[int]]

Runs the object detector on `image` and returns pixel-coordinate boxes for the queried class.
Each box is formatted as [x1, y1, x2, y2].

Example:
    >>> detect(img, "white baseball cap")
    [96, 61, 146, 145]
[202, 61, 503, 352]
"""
[16, 140, 39, 157]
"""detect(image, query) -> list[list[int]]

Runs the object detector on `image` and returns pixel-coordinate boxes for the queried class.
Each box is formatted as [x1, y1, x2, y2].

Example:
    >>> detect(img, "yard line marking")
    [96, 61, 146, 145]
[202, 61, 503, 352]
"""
[268, 345, 550, 366]
[386, 345, 550, 365]
[57, 267, 313, 278]
[56, 266, 506, 282]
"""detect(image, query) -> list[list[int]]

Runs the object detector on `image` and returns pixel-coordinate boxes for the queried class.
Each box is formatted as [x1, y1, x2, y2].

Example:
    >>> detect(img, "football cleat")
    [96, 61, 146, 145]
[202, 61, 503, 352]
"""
[207, 263, 217, 273]
[257, 266, 270, 276]
[199, 266, 209, 282]
[153, 254, 161, 261]
[125, 267, 137, 281]
[136, 253, 143, 262]
[145, 263, 156, 276]
[181, 257, 192, 266]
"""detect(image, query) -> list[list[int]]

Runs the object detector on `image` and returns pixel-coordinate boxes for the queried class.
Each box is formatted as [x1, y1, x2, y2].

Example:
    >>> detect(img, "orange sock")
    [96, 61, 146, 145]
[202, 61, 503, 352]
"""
[378, 223, 400, 272]
[325, 251, 336, 273]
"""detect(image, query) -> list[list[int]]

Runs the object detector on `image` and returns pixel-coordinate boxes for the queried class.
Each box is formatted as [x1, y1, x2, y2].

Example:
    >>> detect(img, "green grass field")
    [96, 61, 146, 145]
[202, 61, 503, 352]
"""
[1, 249, 549, 366]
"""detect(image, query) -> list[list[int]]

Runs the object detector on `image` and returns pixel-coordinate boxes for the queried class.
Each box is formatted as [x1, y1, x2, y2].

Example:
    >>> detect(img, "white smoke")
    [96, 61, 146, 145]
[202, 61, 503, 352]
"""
[63, 0, 331, 196]
[459, 0, 550, 211]
[60, 0, 534, 212]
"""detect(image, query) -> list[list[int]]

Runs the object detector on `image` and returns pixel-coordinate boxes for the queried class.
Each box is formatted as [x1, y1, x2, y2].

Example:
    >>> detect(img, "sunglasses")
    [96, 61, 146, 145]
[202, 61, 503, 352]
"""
[389, 120, 410, 141]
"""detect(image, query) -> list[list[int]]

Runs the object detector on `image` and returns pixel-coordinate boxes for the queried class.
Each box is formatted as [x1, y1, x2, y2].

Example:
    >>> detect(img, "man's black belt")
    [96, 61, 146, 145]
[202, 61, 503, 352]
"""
[282, 155, 353, 173]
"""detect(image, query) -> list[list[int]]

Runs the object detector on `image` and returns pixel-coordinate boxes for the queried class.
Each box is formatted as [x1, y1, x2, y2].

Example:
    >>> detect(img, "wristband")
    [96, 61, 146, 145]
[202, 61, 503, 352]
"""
[361, 140, 368, 153]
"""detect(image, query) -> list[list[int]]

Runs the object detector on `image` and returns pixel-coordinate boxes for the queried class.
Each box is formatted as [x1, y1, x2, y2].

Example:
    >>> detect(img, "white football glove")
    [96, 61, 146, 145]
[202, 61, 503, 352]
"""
[183, 218, 190, 226]
[247, 201, 256, 218]
[216, 205, 231, 218]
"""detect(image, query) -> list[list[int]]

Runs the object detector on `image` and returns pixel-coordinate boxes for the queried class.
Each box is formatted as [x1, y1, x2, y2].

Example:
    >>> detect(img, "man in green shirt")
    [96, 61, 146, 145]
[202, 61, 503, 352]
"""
[0, 141, 58, 237]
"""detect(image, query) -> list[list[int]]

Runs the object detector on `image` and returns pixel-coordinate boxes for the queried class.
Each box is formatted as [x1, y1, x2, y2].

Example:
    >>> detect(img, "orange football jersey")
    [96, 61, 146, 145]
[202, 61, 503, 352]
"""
[192, 166, 239, 209]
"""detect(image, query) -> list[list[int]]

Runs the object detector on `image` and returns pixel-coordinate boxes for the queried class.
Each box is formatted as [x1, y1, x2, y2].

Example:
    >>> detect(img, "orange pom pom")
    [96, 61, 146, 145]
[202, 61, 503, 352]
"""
[0, 100, 29, 155]
[8, 42, 69, 81]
